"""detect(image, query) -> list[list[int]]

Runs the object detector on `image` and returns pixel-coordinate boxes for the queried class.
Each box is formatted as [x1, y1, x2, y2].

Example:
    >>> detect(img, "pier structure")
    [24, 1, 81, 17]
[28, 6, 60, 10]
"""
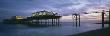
[99, 9, 110, 28]
[71, 9, 110, 27]
[102, 10, 105, 28]
[106, 9, 110, 27]
[71, 9, 110, 28]
[26, 10, 61, 26]
[72, 13, 80, 27]
[3, 16, 26, 24]
[3, 10, 62, 27]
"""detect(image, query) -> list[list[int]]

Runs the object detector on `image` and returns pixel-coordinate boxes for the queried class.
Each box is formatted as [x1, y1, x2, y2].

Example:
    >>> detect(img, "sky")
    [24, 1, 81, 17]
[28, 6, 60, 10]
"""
[0, 0, 110, 22]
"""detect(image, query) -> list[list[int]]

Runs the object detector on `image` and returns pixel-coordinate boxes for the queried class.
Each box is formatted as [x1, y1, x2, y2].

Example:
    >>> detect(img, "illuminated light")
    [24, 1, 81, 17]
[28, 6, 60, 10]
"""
[15, 16, 24, 19]
[32, 13, 36, 16]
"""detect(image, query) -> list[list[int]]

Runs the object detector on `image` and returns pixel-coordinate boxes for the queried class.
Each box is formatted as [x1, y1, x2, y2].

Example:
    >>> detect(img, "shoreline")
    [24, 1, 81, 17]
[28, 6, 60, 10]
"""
[68, 27, 110, 36]
[95, 22, 109, 24]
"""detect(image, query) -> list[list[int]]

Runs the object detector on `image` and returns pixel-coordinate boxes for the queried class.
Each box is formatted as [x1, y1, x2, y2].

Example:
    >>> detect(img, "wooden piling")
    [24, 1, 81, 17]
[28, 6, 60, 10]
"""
[72, 15, 75, 25]
[58, 19, 60, 26]
[102, 10, 105, 28]
[55, 19, 57, 26]
[54, 19, 56, 26]
[45, 19, 47, 26]
[76, 15, 78, 26]
[47, 19, 49, 26]
[79, 15, 80, 26]
[52, 19, 54, 26]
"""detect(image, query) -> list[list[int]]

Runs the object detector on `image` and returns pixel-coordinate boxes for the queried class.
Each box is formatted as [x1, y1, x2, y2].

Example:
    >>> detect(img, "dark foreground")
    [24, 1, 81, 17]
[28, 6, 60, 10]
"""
[69, 27, 110, 36]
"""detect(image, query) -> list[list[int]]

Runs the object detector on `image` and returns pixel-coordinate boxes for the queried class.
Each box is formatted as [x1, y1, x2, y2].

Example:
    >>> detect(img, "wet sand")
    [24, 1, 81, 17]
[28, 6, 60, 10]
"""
[68, 27, 110, 36]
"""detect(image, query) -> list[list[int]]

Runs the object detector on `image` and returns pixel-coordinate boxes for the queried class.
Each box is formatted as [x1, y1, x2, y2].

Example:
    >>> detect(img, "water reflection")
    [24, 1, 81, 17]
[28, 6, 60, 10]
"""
[0, 22, 109, 36]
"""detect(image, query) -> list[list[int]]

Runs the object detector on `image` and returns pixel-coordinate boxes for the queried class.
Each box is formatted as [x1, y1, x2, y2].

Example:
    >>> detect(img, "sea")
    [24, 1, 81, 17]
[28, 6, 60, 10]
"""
[0, 22, 109, 36]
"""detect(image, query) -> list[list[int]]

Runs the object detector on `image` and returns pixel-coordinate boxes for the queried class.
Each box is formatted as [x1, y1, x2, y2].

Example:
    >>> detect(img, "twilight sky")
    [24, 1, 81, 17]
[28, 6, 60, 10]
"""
[0, 0, 110, 22]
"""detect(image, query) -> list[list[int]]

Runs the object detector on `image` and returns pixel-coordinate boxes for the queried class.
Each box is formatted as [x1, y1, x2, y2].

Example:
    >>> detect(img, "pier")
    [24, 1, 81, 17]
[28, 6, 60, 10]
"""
[27, 10, 61, 26]
[3, 10, 62, 27]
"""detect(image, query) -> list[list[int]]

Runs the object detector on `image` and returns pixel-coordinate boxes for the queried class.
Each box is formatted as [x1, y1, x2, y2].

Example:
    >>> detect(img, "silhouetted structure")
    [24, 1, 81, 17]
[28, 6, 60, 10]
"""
[101, 9, 110, 28]
[106, 9, 110, 27]
[3, 16, 26, 24]
[3, 10, 62, 27]
[72, 13, 80, 27]
[102, 10, 105, 28]
[27, 10, 61, 26]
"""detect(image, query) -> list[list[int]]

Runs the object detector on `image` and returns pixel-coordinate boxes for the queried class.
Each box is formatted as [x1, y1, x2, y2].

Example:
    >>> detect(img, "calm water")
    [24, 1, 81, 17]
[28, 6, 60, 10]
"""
[0, 22, 109, 36]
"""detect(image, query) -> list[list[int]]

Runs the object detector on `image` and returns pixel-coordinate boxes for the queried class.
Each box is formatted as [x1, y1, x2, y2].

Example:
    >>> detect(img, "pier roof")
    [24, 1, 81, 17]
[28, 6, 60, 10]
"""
[32, 10, 58, 16]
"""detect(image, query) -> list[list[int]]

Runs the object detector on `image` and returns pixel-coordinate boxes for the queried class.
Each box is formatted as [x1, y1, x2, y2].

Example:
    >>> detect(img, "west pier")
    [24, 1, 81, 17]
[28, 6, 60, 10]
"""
[3, 10, 62, 27]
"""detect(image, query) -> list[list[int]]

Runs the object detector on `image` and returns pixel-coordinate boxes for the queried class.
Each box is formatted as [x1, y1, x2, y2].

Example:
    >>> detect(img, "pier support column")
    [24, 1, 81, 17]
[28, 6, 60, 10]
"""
[75, 15, 78, 26]
[106, 9, 110, 27]
[72, 15, 75, 25]
[56, 19, 58, 26]
[38, 19, 39, 24]
[58, 18, 60, 26]
[78, 15, 80, 26]
[54, 19, 56, 26]
[52, 19, 54, 26]
[102, 10, 105, 28]
[45, 19, 47, 26]
[37, 18, 39, 24]
[47, 19, 49, 26]
[40, 20, 41, 25]
[36, 18, 39, 24]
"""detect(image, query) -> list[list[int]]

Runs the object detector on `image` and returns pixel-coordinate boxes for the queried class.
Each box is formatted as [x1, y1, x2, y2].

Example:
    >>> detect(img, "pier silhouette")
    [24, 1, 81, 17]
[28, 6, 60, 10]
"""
[3, 10, 62, 27]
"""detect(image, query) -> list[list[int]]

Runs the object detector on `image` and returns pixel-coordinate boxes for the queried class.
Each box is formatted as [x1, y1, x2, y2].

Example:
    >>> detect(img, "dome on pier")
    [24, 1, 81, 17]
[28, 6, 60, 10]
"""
[32, 10, 58, 16]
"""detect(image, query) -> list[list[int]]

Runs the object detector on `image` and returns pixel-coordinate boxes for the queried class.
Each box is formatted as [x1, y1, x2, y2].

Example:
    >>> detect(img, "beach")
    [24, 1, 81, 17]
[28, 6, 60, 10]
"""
[69, 27, 110, 36]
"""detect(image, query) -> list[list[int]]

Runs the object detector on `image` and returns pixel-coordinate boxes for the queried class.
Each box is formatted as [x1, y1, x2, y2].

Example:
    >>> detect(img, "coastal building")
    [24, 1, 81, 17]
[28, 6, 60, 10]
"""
[10, 16, 24, 19]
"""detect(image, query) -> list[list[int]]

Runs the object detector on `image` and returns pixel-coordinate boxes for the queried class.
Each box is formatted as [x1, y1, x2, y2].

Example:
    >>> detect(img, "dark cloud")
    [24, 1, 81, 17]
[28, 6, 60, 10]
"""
[52, 3, 81, 8]
[0, 0, 110, 21]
